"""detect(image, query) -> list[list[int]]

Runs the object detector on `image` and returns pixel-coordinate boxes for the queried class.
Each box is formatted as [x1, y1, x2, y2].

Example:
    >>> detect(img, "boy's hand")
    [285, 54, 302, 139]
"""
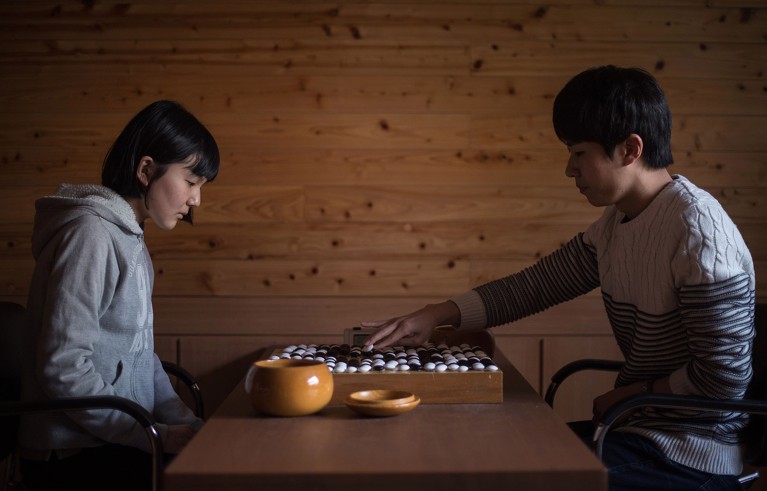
[361, 301, 460, 349]
[591, 381, 649, 425]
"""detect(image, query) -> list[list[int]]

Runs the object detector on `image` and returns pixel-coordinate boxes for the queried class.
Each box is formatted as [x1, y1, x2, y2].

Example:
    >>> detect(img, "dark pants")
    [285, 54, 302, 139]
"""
[568, 421, 743, 491]
[20, 444, 154, 491]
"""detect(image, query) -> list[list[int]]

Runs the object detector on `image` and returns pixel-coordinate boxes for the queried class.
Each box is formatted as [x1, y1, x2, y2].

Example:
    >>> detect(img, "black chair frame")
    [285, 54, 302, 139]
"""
[544, 359, 624, 408]
[545, 359, 765, 488]
[0, 396, 163, 491]
[1, 301, 205, 491]
[161, 361, 205, 420]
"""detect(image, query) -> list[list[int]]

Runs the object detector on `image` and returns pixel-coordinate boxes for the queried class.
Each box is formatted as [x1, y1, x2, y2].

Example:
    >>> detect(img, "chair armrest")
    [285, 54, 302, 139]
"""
[162, 361, 205, 419]
[593, 393, 767, 459]
[544, 359, 625, 407]
[0, 395, 163, 491]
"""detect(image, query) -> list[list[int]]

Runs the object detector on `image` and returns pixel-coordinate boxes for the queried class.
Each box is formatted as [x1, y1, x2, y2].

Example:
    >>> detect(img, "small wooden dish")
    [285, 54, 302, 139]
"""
[346, 390, 415, 405]
[345, 390, 421, 417]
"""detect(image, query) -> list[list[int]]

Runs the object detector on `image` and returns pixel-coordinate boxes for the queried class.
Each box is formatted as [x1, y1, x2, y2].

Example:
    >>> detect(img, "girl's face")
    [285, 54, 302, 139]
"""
[134, 156, 208, 230]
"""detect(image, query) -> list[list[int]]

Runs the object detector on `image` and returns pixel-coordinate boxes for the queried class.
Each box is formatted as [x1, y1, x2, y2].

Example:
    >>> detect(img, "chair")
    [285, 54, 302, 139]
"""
[0, 301, 204, 491]
[161, 361, 205, 421]
[545, 303, 767, 489]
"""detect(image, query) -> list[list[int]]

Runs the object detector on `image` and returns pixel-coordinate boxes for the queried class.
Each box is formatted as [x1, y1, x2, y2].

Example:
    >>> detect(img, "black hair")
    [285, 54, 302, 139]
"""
[552, 65, 673, 169]
[101, 100, 220, 223]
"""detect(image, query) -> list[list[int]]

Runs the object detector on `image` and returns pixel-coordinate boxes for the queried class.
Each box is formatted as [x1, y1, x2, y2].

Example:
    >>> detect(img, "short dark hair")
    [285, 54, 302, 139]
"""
[552, 65, 673, 169]
[102, 100, 220, 222]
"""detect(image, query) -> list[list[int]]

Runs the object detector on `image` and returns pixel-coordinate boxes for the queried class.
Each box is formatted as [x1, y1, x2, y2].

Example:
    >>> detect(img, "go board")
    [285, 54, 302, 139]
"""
[268, 343, 503, 404]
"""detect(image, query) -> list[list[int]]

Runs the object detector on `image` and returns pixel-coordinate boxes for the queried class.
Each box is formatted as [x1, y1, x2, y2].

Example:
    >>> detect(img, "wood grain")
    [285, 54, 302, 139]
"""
[165, 349, 607, 491]
[1, 0, 764, 420]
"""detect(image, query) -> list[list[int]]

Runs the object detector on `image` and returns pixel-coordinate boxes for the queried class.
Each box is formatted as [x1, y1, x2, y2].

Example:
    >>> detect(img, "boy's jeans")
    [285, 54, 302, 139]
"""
[568, 421, 743, 491]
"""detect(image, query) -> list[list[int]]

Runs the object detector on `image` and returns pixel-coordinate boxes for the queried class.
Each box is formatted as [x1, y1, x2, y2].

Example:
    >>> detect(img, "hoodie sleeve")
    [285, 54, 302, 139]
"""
[152, 354, 202, 427]
[36, 215, 166, 451]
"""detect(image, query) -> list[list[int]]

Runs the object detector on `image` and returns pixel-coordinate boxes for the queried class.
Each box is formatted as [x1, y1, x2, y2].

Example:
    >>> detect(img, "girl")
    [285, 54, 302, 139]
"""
[18, 100, 220, 490]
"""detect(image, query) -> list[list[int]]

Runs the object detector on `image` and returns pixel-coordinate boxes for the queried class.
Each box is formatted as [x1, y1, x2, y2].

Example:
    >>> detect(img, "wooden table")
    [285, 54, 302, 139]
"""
[165, 348, 607, 491]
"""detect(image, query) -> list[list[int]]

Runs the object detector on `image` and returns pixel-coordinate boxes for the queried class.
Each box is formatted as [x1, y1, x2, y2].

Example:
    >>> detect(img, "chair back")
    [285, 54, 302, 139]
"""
[745, 303, 767, 466]
[0, 301, 26, 459]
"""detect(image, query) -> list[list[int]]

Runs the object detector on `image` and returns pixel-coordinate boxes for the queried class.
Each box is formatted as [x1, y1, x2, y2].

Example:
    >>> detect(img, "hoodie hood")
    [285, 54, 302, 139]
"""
[32, 184, 143, 259]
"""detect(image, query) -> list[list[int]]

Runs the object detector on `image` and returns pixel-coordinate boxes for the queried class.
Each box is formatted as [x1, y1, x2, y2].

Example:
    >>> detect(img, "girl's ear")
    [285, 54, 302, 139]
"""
[136, 156, 154, 187]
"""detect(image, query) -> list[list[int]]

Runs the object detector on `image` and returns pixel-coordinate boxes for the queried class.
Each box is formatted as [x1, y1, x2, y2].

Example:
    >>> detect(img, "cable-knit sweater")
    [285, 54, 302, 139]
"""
[452, 175, 755, 475]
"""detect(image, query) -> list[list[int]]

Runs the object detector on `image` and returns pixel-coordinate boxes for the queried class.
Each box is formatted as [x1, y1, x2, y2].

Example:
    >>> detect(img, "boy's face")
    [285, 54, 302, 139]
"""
[564, 141, 629, 208]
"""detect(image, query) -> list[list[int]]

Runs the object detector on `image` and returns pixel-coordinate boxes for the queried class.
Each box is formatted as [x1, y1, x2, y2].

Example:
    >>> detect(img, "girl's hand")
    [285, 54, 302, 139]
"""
[165, 423, 199, 454]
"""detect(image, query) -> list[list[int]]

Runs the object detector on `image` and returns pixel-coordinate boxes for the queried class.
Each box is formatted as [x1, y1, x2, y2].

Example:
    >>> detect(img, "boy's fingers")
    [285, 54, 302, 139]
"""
[363, 323, 396, 348]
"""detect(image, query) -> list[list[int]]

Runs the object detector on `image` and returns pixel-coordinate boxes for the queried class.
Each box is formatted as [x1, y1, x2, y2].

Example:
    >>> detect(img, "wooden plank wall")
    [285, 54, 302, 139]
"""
[1, 0, 766, 417]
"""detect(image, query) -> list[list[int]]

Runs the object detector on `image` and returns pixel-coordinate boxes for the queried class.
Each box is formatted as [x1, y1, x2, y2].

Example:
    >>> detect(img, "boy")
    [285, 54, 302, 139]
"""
[362, 65, 754, 491]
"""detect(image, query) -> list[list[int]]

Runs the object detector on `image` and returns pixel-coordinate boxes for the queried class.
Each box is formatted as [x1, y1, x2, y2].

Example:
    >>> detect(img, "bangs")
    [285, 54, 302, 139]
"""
[181, 130, 220, 182]
[187, 148, 219, 182]
[553, 83, 625, 148]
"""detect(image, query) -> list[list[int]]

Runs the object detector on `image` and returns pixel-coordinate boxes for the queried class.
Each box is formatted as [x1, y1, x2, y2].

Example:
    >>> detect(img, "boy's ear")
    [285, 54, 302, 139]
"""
[623, 134, 643, 165]
[136, 156, 154, 187]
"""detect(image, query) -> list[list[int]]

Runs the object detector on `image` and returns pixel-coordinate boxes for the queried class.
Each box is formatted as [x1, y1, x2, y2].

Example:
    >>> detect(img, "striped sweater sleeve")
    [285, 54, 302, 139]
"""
[452, 234, 599, 330]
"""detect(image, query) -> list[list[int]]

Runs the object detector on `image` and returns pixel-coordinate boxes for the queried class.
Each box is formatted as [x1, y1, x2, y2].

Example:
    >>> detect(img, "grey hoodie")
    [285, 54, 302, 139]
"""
[19, 184, 200, 453]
